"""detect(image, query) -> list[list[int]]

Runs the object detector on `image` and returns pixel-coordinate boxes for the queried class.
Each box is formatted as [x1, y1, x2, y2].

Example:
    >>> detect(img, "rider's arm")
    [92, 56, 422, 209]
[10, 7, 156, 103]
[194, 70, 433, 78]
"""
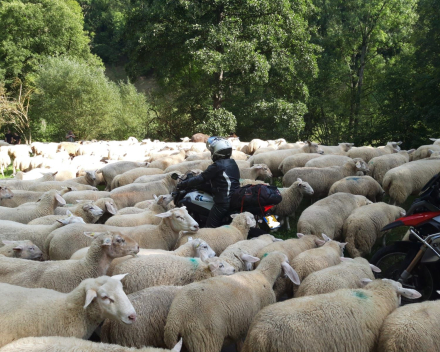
[178, 163, 222, 189]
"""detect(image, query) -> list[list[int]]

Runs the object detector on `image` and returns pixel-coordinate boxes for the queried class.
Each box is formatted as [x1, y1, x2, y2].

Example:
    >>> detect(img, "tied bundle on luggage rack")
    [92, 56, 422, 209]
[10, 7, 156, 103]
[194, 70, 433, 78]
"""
[230, 184, 282, 215]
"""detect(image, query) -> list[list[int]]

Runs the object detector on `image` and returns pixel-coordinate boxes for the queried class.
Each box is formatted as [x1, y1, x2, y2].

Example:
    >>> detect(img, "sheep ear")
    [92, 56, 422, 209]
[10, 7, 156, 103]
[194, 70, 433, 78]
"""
[172, 338, 183, 352]
[355, 161, 361, 168]
[105, 202, 117, 215]
[208, 261, 219, 271]
[153, 194, 158, 200]
[407, 149, 415, 154]
[112, 273, 128, 281]
[246, 215, 254, 225]
[241, 253, 260, 263]
[369, 264, 381, 273]
[57, 218, 70, 225]
[297, 233, 304, 238]
[296, 178, 302, 182]
[66, 210, 73, 217]
[230, 214, 237, 219]
[339, 242, 347, 249]
[156, 195, 165, 205]
[397, 287, 421, 299]
[340, 257, 353, 262]
[397, 141, 402, 145]
[281, 262, 300, 285]
[315, 238, 325, 247]
[76, 200, 82, 203]
[306, 140, 312, 146]
[188, 237, 193, 241]
[321, 234, 331, 242]
[12, 245, 24, 252]
[84, 289, 97, 309]
[430, 138, 437, 141]
[360, 278, 372, 286]
[155, 211, 173, 218]
[2, 240, 15, 246]
[55, 193, 66, 205]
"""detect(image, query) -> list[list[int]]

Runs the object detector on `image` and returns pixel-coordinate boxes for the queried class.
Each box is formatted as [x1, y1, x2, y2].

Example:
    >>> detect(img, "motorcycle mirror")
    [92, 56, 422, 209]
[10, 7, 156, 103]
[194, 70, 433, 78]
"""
[171, 173, 180, 180]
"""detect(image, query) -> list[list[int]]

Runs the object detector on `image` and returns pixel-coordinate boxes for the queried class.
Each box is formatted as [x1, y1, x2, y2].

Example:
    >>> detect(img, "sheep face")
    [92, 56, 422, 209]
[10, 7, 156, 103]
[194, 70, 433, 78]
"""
[2, 240, 43, 260]
[82, 203, 104, 217]
[155, 206, 199, 232]
[205, 257, 236, 275]
[105, 232, 139, 258]
[253, 164, 273, 179]
[338, 142, 355, 152]
[192, 239, 216, 261]
[361, 278, 421, 305]
[296, 178, 314, 195]
[84, 275, 137, 324]
[0, 186, 13, 200]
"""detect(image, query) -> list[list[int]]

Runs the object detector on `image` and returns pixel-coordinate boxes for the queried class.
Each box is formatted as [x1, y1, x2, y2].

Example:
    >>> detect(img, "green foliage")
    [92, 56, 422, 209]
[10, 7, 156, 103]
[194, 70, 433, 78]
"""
[197, 108, 237, 137]
[31, 57, 152, 141]
[125, 0, 318, 140]
[0, 0, 100, 86]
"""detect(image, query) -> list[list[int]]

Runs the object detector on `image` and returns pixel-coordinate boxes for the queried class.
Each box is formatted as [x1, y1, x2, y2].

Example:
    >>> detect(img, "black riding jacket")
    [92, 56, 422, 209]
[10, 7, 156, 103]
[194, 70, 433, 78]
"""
[180, 158, 240, 205]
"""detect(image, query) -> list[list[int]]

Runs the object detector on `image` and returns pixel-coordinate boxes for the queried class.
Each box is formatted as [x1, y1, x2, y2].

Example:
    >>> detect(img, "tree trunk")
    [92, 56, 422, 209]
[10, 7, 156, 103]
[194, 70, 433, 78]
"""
[353, 37, 369, 136]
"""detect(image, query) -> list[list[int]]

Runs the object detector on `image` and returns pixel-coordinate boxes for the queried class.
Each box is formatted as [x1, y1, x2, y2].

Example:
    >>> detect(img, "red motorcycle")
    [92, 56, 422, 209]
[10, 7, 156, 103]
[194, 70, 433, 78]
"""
[371, 173, 440, 303]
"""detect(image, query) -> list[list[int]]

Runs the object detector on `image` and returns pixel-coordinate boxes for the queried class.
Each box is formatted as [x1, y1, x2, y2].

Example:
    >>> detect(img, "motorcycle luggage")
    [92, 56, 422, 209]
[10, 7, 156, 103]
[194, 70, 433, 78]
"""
[230, 184, 282, 213]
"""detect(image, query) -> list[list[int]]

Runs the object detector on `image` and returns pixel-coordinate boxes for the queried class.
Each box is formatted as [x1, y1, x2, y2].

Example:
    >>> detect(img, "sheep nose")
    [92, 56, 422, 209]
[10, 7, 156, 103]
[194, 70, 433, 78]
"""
[193, 225, 199, 231]
[233, 269, 236, 273]
[128, 313, 137, 322]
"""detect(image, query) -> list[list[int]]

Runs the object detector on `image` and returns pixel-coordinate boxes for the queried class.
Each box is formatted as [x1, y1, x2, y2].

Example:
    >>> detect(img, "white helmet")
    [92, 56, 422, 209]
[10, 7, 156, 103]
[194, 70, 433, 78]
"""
[206, 136, 233, 161]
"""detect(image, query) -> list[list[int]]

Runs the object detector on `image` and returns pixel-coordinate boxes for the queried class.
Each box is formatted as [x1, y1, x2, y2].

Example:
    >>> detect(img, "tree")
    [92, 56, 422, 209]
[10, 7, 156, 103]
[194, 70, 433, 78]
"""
[125, 0, 318, 140]
[0, 0, 100, 86]
[0, 80, 33, 143]
[31, 57, 153, 141]
[305, 0, 418, 145]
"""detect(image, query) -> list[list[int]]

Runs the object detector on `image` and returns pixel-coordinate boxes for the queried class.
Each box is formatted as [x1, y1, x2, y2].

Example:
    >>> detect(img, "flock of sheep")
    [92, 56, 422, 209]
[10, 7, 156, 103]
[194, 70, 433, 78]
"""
[0, 135, 440, 351]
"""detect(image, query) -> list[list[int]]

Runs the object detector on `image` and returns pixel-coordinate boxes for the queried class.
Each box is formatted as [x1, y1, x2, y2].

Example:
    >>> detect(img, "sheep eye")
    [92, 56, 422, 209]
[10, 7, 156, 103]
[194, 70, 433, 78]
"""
[202, 246, 208, 249]
[30, 247, 34, 251]
[219, 264, 224, 268]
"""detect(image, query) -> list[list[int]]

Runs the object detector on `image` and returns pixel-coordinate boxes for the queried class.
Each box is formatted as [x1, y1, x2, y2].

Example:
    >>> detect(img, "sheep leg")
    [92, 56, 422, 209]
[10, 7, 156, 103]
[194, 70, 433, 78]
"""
[236, 339, 244, 352]
[286, 216, 291, 231]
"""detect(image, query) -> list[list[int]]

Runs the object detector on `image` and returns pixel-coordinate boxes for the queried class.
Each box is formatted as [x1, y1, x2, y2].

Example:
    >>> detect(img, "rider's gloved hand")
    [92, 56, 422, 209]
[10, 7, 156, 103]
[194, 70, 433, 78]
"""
[177, 180, 188, 191]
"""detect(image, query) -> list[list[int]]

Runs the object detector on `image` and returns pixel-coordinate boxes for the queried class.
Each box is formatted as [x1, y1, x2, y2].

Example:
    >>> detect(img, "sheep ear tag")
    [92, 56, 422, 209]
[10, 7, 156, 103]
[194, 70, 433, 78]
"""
[84, 289, 97, 309]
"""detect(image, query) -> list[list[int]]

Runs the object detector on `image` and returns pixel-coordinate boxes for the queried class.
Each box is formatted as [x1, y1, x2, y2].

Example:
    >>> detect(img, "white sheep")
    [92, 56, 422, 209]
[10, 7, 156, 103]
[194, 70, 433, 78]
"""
[147, 150, 187, 170]
[291, 235, 346, 293]
[412, 144, 440, 160]
[47, 206, 199, 260]
[27, 180, 97, 193]
[164, 251, 300, 352]
[101, 286, 183, 349]
[297, 193, 372, 239]
[305, 154, 353, 167]
[282, 159, 369, 199]
[377, 296, 440, 352]
[175, 212, 256, 255]
[97, 161, 148, 190]
[368, 150, 415, 185]
[383, 158, 440, 204]
[105, 194, 173, 226]
[242, 279, 420, 352]
[112, 254, 235, 294]
[110, 167, 164, 190]
[0, 186, 13, 202]
[0, 275, 136, 348]
[0, 217, 84, 259]
[164, 160, 212, 174]
[0, 151, 11, 176]
[347, 141, 402, 162]
[319, 143, 355, 155]
[0, 232, 139, 293]
[109, 174, 177, 209]
[250, 141, 323, 177]
[342, 202, 405, 257]
[278, 153, 322, 174]
[0, 240, 43, 260]
[328, 175, 385, 202]
[271, 178, 314, 230]
[430, 137, 440, 145]
[218, 234, 280, 271]
[0, 335, 183, 351]
[0, 189, 66, 224]
[63, 190, 111, 203]
[295, 257, 380, 297]
[0, 172, 56, 190]
[239, 164, 272, 180]
[256, 233, 325, 299]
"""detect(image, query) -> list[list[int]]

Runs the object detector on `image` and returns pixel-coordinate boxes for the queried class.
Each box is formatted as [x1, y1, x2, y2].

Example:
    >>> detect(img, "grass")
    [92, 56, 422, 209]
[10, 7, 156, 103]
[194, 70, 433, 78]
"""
[270, 177, 415, 259]
[0, 165, 14, 179]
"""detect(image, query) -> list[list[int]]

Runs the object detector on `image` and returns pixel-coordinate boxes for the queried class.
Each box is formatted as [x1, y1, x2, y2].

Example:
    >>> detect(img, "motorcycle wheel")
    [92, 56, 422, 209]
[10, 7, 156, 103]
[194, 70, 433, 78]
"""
[370, 243, 440, 303]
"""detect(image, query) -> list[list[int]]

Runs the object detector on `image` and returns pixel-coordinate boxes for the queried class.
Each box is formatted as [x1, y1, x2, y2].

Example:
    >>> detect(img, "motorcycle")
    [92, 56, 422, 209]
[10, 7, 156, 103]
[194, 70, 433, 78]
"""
[370, 173, 440, 303]
[170, 172, 281, 231]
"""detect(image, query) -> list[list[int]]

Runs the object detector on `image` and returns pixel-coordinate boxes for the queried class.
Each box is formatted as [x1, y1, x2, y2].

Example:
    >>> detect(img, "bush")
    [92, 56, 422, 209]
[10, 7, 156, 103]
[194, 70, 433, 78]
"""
[197, 108, 237, 137]
[31, 57, 153, 141]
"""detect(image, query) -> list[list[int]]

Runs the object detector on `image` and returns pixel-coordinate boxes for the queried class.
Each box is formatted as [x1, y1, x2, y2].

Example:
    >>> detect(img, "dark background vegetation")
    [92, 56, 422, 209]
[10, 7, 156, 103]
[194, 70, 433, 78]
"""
[0, 0, 439, 145]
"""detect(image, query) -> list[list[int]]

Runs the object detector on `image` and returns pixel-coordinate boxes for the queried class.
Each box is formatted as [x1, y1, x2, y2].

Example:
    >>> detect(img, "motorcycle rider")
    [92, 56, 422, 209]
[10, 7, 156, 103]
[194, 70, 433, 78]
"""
[177, 136, 240, 228]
